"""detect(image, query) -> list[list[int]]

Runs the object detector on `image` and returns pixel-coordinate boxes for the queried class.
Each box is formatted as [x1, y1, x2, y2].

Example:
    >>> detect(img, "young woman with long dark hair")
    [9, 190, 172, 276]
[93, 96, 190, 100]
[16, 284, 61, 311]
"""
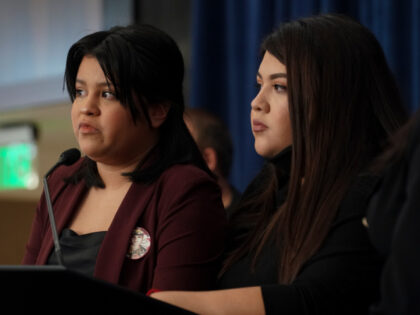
[151, 13, 407, 314]
[23, 24, 227, 294]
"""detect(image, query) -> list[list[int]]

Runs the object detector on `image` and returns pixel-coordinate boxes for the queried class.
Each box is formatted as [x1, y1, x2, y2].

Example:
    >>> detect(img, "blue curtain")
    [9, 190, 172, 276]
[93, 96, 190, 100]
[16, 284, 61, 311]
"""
[190, 0, 420, 192]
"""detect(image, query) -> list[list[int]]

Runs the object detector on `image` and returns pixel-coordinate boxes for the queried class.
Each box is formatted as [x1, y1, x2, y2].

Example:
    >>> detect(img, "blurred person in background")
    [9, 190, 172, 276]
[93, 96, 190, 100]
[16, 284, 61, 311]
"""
[184, 107, 241, 216]
[367, 109, 420, 315]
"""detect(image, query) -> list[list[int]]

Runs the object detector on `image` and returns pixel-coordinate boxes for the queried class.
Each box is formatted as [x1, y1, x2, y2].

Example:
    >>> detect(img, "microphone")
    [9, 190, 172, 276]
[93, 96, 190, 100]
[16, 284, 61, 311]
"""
[43, 148, 81, 266]
[45, 148, 81, 178]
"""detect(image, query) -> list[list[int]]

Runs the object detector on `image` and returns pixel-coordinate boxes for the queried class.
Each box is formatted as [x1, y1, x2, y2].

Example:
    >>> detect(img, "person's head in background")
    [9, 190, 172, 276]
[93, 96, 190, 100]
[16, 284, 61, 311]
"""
[227, 13, 407, 284]
[64, 24, 209, 186]
[184, 108, 240, 212]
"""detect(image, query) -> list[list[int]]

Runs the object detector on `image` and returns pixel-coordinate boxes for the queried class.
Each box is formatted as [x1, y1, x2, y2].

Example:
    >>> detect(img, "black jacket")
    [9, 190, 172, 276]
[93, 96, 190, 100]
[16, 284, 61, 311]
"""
[367, 113, 420, 315]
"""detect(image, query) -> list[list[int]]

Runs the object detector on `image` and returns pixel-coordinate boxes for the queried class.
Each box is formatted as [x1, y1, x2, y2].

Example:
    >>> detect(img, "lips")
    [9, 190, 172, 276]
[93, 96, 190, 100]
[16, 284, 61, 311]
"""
[252, 119, 268, 132]
[79, 122, 99, 134]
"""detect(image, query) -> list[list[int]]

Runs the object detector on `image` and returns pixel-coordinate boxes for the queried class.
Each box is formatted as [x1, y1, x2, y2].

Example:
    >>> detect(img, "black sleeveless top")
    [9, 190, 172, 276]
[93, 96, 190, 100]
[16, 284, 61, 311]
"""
[47, 228, 106, 277]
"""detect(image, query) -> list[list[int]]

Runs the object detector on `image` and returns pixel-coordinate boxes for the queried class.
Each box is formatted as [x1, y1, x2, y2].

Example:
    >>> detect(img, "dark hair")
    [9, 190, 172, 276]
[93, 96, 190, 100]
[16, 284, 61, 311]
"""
[222, 13, 408, 283]
[184, 108, 234, 178]
[64, 24, 211, 186]
[372, 109, 420, 174]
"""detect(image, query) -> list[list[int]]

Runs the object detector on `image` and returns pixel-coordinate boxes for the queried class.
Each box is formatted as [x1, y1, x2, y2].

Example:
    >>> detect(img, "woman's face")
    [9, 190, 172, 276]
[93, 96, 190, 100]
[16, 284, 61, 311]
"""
[71, 56, 158, 166]
[251, 51, 292, 158]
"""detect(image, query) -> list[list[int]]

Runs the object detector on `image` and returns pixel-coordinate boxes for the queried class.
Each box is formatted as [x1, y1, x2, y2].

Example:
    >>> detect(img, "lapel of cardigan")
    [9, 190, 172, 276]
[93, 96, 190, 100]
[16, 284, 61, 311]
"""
[36, 180, 87, 264]
[94, 181, 156, 284]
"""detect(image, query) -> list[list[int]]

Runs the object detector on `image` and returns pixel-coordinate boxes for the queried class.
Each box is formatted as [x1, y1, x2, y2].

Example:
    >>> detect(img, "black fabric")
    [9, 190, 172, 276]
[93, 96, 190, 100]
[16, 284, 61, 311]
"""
[367, 115, 420, 315]
[268, 145, 292, 179]
[221, 147, 292, 256]
[218, 185, 287, 289]
[219, 145, 382, 314]
[218, 146, 290, 289]
[218, 238, 279, 288]
[225, 186, 241, 219]
[47, 228, 106, 277]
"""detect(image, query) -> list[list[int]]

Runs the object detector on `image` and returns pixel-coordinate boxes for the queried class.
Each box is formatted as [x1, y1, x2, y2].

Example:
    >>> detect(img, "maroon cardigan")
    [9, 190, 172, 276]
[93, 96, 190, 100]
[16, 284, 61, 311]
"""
[23, 158, 227, 294]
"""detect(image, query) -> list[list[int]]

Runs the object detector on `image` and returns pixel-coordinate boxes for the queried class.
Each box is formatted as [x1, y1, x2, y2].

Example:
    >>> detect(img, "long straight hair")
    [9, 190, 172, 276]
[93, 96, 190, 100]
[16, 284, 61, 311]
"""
[64, 24, 210, 187]
[222, 14, 407, 284]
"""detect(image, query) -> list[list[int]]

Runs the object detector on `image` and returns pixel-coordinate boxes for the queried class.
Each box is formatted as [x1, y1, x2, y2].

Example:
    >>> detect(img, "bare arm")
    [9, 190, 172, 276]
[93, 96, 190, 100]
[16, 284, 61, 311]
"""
[151, 286, 265, 315]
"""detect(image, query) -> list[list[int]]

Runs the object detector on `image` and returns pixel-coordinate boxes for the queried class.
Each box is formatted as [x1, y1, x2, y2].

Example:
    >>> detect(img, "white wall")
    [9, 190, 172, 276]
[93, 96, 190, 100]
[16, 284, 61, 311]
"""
[0, 0, 131, 111]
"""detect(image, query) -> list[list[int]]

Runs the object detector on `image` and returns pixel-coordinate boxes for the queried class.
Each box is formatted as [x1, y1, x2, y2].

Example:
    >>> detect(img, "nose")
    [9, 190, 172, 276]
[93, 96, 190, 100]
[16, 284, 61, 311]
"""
[251, 89, 269, 113]
[79, 96, 100, 116]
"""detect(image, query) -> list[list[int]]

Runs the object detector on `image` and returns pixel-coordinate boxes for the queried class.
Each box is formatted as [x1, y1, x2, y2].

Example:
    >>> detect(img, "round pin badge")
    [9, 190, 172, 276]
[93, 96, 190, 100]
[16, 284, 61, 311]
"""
[126, 227, 151, 260]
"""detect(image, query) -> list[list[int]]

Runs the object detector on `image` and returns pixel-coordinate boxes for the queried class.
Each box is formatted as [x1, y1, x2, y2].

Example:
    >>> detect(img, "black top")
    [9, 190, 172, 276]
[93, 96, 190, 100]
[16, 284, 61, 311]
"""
[218, 185, 288, 288]
[367, 114, 420, 315]
[47, 228, 106, 277]
[218, 147, 382, 315]
[225, 186, 242, 219]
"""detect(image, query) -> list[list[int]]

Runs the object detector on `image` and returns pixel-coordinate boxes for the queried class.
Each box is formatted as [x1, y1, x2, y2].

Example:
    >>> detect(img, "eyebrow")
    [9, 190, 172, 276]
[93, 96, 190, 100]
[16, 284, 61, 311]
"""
[75, 79, 112, 87]
[257, 72, 287, 80]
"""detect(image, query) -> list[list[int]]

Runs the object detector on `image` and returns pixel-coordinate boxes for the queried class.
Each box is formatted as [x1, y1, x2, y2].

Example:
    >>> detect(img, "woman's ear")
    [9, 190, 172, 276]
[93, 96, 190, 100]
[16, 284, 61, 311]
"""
[202, 147, 218, 173]
[148, 103, 170, 128]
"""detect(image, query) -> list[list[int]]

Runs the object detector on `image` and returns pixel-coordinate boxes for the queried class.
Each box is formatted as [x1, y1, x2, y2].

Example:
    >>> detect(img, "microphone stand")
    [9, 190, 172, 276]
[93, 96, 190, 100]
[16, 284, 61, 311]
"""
[42, 148, 80, 267]
[43, 175, 64, 266]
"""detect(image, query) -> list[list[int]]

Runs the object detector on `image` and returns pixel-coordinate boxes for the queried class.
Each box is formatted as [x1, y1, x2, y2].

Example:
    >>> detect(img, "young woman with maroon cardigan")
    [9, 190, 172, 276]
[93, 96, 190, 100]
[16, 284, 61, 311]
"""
[23, 24, 227, 294]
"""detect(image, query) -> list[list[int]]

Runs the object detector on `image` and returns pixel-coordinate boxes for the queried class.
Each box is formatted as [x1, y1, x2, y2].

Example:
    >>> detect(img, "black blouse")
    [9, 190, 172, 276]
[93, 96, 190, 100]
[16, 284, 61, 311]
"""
[218, 147, 382, 315]
[367, 114, 420, 315]
[47, 228, 106, 277]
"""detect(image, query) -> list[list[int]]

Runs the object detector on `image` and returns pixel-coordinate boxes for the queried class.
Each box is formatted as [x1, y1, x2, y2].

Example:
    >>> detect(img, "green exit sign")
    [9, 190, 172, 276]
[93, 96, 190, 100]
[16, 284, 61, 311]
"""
[0, 124, 38, 190]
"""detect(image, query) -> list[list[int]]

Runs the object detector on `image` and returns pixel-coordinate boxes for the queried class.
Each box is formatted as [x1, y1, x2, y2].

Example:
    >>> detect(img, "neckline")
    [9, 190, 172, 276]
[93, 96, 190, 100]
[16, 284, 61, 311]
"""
[267, 146, 292, 176]
[62, 228, 107, 237]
